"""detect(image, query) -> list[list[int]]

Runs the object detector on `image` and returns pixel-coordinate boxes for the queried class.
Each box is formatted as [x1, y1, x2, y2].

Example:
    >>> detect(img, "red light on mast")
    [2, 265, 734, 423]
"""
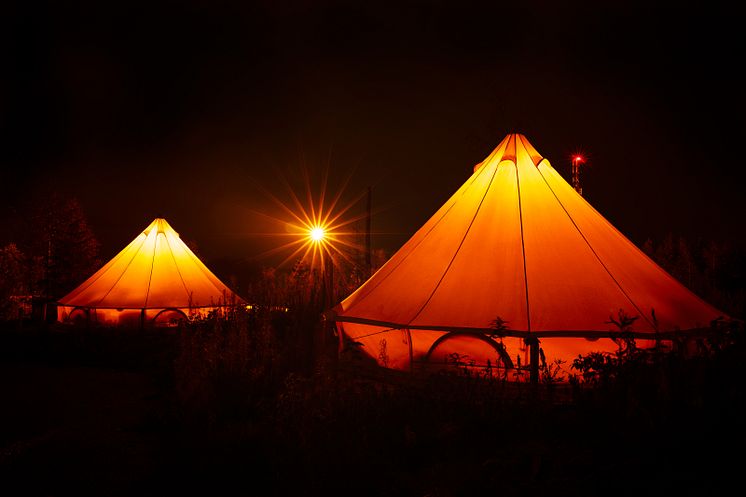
[571, 153, 585, 196]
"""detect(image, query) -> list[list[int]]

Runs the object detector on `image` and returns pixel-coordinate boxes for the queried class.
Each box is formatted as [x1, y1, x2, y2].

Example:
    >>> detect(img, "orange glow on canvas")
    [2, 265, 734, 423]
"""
[332, 133, 725, 374]
[57, 218, 244, 326]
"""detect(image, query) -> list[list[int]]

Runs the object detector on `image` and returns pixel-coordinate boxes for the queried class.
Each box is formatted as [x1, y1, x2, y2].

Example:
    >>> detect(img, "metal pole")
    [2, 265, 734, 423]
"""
[320, 251, 333, 349]
[327, 251, 334, 308]
[365, 186, 372, 278]
[572, 157, 583, 196]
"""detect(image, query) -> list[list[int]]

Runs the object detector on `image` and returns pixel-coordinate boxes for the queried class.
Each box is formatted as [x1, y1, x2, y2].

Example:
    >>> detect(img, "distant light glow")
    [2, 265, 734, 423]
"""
[310, 226, 325, 242]
[573, 155, 584, 164]
[251, 166, 370, 275]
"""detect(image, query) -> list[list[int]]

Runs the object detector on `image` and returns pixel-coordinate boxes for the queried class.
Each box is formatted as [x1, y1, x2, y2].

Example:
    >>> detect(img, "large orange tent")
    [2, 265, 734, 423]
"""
[58, 218, 243, 326]
[331, 134, 724, 376]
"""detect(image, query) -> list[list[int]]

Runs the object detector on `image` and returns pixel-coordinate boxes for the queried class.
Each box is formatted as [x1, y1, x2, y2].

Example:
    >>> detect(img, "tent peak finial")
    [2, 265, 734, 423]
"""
[482, 133, 544, 169]
[143, 217, 173, 236]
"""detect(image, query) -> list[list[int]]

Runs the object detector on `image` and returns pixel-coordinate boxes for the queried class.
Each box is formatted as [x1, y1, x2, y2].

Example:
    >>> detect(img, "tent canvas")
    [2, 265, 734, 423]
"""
[331, 134, 724, 374]
[58, 218, 242, 326]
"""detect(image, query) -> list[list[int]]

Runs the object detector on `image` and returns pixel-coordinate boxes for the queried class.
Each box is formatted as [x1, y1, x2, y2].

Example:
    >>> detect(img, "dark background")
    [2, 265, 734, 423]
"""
[1, 4, 745, 494]
[2, 0, 744, 284]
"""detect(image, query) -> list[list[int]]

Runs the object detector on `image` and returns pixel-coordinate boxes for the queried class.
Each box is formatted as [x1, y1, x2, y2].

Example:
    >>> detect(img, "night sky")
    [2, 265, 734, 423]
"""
[2, 1, 744, 283]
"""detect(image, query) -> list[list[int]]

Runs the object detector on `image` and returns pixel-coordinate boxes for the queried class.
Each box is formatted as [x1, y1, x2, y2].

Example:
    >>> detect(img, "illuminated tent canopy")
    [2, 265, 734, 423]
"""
[331, 134, 724, 374]
[58, 218, 243, 326]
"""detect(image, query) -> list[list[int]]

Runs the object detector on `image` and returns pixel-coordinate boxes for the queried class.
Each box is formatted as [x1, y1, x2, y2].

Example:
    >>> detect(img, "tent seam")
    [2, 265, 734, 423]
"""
[535, 163, 655, 330]
[515, 138, 532, 334]
[143, 226, 159, 309]
[406, 143, 503, 326]
[567, 186, 724, 316]
[336, 315, 708, 337]
[344, 143, 506, 311]
[92, 234, 149, 307]
[61, 241, 136, 301]
[163, 231, 193, 304]
[187, 246, 232, 302]
[167, 222, 232, 295]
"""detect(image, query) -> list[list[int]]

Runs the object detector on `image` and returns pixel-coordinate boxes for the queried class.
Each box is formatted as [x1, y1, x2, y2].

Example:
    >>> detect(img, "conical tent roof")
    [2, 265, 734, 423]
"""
[333, 134, 724, 370]
[58, 218, 241, 323]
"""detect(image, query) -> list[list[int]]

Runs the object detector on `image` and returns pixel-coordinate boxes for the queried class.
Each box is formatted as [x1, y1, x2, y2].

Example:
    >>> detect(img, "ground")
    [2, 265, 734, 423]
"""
[1, 363, 161, 495]
[1, 321, 744, 496]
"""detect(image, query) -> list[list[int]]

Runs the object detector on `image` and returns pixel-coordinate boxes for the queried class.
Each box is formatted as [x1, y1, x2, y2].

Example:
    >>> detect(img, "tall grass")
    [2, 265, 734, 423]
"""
[2, 304, 743, 495]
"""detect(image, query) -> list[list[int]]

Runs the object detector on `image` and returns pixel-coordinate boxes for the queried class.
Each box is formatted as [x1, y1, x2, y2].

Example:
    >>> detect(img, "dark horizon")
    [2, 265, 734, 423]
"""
[3, 1, 744, 280]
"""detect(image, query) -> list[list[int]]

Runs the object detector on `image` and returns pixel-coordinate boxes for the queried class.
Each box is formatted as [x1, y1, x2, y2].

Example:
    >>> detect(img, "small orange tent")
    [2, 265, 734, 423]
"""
[331, 134, 724, 375]
[58, 218, 243, 326]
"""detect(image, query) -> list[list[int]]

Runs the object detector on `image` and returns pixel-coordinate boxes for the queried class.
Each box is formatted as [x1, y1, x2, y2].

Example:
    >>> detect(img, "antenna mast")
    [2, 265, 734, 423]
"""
[571, 155, 585, 195]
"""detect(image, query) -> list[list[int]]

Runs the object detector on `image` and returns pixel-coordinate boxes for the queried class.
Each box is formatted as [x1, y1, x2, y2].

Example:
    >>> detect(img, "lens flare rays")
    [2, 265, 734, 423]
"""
[251, 166, 370, 275]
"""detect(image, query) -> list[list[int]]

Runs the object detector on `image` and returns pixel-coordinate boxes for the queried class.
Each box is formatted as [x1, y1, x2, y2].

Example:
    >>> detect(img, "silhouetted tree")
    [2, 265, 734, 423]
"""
[0, 243, 27, 319]
[29, 195, 101, 299]
[644, 233, 745, 318]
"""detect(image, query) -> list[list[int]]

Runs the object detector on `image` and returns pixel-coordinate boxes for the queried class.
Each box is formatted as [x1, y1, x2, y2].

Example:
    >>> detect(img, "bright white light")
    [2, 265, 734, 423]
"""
[310, 227, 325, 242]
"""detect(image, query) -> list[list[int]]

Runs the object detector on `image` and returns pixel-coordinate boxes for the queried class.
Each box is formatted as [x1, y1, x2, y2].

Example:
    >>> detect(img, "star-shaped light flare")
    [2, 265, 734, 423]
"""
[252, 166, 370, 275]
